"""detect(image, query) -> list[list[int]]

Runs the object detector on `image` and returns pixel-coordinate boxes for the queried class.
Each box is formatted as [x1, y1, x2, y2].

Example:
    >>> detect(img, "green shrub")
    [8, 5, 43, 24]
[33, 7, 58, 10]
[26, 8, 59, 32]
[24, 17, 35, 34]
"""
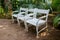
[0, 6, 4, 14]
[52, 0, 60, 12]
[53, 14, 60, 28]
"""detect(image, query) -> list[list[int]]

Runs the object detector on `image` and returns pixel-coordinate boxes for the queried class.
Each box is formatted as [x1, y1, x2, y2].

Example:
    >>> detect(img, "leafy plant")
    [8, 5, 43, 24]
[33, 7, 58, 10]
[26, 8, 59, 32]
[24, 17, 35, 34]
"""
[53, 14, 60, 28]
[0, 6, 4, 14]
[11, 0, 21, 11]
[52, 0, 60, 12]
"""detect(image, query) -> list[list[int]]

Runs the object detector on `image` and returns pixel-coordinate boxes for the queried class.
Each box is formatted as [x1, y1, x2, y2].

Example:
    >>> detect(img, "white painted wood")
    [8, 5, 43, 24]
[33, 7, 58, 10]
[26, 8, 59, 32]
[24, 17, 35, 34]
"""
[12, 8, 49, 38]
[24, 9, 50, 38]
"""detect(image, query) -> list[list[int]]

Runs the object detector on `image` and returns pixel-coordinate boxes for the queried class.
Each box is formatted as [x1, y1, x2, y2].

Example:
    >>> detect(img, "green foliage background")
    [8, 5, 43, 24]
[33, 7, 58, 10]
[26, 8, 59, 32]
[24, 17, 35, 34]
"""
[53, 14, 60, 28]
[52, 0, 60, 12]
[0, 0, 57, 19]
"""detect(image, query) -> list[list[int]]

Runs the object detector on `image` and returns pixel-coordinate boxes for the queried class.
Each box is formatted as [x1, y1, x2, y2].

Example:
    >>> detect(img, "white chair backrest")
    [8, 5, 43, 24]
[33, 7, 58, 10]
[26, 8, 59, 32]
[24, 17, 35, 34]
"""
[28, 8, 34, 12]
[20, 8, 28, 11]
[37, 9, 49, 14]
[28, 8, 38, 18]
[19, 7, 28, 15]
[33, 8, 38, 18]
[34, 9, 50, 22]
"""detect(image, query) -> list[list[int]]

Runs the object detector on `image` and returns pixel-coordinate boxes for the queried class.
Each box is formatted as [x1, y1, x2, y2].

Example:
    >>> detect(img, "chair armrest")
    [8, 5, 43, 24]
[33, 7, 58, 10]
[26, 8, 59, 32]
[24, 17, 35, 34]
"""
[12, 11, 19, 14]
[25, 13, 34, 17]
[39, 16, 46, 19]
[19, 12, 26, 16]
[17, 12, 26, 17]
[24, 13, 33, 20]
[13, 11, 18, 12]
[36, 16, 46, 25]
[13, 11, 18, 13]
[21, 12, 26, 14]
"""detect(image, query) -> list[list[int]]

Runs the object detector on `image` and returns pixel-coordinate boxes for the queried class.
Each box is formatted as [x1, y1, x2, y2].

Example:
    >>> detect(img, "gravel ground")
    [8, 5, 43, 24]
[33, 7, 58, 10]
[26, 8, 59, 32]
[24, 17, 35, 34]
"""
[0, 19, 60, 40]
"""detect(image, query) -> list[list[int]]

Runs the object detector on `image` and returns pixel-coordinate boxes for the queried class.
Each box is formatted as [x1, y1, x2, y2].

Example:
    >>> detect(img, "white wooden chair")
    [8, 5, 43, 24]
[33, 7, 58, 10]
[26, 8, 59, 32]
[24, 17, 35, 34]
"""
[17, 8, 29, 26]
[12, 7, 28, 23]
[24, 9, 50, 38]
[24, 8, 38, 31]
[17, 8, 35, 26]
[12, 10, 19, 23]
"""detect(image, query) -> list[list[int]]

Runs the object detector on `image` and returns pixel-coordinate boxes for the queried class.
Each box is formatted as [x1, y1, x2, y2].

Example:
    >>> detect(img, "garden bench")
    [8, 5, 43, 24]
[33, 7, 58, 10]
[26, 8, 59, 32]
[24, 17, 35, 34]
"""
[12, 8, 50, 38]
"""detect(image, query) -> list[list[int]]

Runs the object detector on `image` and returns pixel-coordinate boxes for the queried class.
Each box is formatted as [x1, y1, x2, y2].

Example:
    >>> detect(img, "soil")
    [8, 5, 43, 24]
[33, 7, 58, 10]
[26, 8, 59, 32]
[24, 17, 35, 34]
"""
[0, 19, 60, 40]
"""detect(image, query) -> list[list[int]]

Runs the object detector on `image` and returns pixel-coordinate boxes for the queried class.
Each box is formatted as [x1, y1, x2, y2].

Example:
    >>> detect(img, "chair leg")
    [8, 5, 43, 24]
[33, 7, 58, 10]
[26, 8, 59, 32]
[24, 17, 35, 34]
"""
[46, 22, 48, 32]
[36, 26, 39, 38]
[24, 21, 28, 32]
[12, 16, 14, 23]
[17, 19, 20, 26]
